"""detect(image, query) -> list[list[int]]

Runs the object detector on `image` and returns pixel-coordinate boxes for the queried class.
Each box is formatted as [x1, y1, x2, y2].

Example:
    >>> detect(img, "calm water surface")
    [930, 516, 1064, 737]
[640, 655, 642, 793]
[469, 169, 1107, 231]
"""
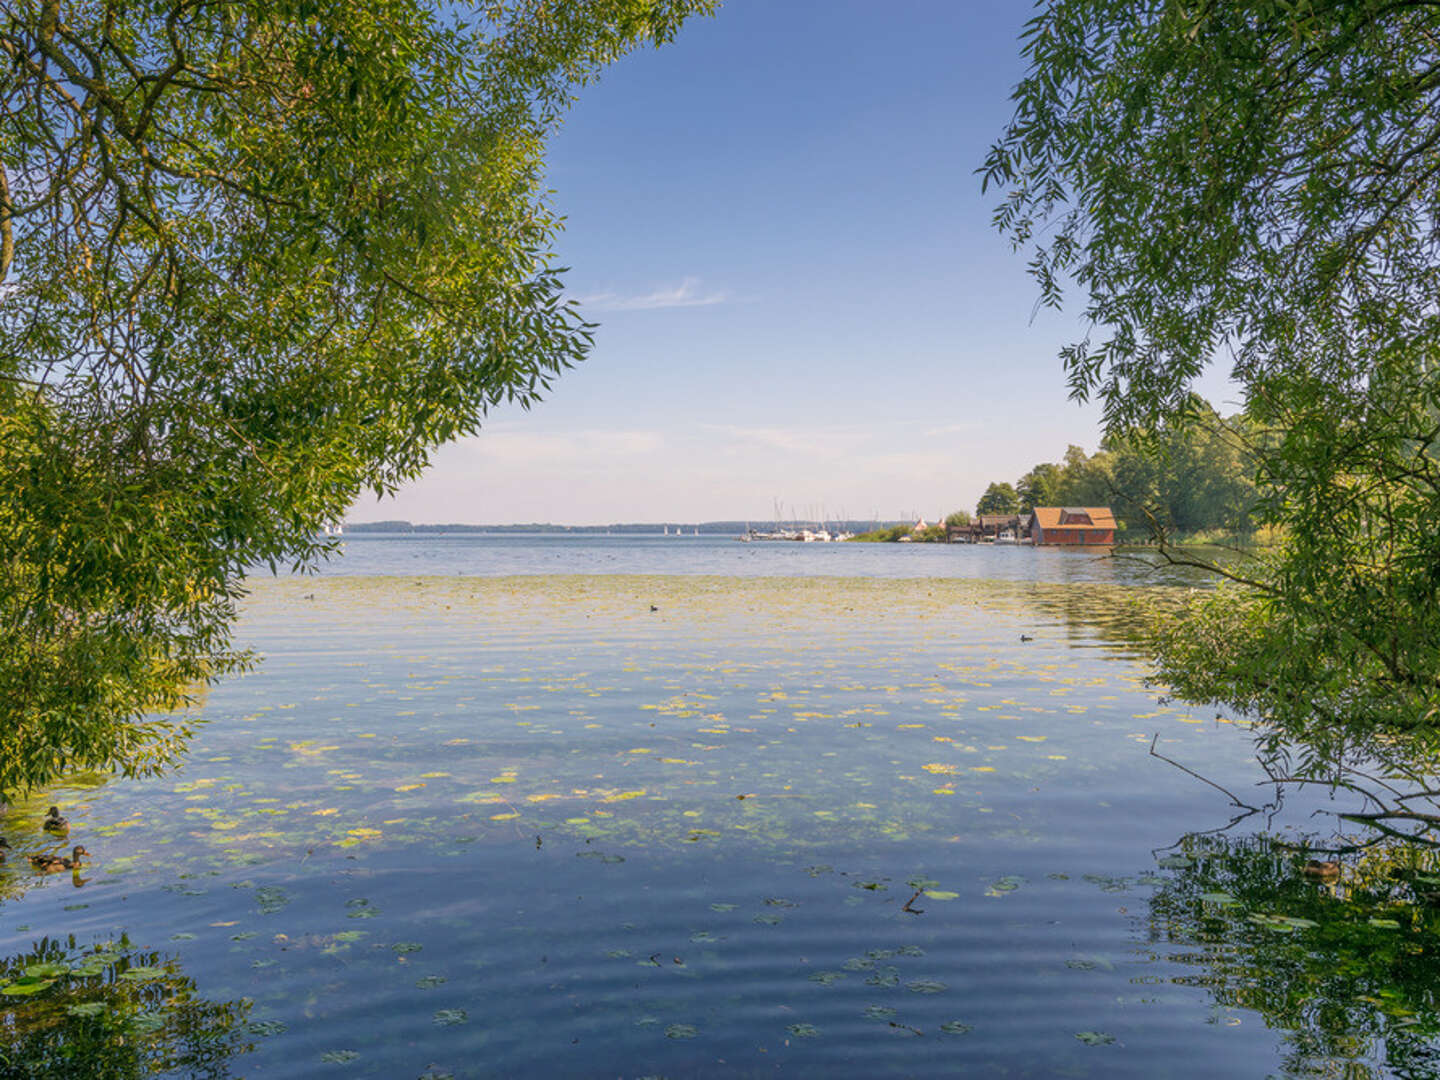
[315, 532, 1215, 585]
[2, 538, 1434, 1078]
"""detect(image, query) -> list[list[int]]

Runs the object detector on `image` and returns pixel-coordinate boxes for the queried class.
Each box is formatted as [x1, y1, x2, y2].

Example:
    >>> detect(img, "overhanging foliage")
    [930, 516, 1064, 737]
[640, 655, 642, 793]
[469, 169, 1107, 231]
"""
[0, 0, 713, 794]
[988, 0, 1440, 766]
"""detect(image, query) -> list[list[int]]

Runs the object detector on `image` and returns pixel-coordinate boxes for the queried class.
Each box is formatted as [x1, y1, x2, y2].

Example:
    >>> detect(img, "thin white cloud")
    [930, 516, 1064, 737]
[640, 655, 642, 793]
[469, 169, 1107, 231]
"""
[920, 421, 982, 438]
[459, 428, 664, 466]
[573, 276, 727, 311]
[701, 423, 872, 458]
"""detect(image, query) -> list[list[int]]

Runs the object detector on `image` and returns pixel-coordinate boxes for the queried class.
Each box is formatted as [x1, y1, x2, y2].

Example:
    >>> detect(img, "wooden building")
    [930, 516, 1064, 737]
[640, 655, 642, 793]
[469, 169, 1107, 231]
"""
[1028, 506, 1116, 545]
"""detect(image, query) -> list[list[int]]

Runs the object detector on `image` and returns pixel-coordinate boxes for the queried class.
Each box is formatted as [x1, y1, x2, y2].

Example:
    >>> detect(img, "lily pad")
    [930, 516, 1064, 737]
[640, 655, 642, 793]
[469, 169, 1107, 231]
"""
[67, 1002, 106, 1018]
[808, 971, 846, 985]
[320, 1050, 360, 1064]
[1075, 1031, 1117, 1046]
[432, 1008, 467, 1026]
[1369, 917, 1402, 930]
[415, 975, 447, 989]
[118, 966, 167, 982]
[1, 977, 54, 997]
[787, 1023, 820, 1038]
[939, 1020, 974, 1035]
[862, 1005, 897, 1021]
[907, 979, 947, 994]
[664, 1023, 698, 1039]
[130, 1013, 165, 1035]
[922, 890, 959, 900]
[1248, 913, 1319, 932]
[249, 1020, 288, 1036]
[254, 886, 289, 914]
[23, 962, 70, 979]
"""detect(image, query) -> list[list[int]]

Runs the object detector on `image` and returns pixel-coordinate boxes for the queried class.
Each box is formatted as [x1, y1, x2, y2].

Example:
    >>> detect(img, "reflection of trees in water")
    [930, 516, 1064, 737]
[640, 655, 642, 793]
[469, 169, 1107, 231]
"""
[1017, 578, 1176, 653]
[0, 934, 253, 1079]
[1146, 833, 1440, 1078]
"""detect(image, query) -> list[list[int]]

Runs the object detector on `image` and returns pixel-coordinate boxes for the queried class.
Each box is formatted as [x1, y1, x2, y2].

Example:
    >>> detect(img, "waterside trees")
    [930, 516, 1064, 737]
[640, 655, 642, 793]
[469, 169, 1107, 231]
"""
[987, 0, 1440, 777]
[981, 400, 1259, 540]
[0, 0, 713, 795]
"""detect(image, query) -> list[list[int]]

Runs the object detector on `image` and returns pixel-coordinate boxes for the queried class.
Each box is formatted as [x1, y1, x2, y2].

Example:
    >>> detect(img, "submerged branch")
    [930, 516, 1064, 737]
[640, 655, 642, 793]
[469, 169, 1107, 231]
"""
[1150, 732, 1263, 811]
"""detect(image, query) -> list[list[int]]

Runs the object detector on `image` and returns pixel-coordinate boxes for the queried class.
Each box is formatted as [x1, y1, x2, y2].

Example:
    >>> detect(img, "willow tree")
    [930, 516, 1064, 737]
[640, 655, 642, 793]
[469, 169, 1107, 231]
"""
[987, 2, 1440, 780]
[0, 0, 713, 794]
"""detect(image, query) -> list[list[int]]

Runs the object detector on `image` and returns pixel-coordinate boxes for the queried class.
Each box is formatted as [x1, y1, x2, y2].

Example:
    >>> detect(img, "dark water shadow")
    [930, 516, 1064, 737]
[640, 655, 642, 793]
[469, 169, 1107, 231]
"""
[0, 934, 255, 1079]
[1145, 831, 1440, 1078]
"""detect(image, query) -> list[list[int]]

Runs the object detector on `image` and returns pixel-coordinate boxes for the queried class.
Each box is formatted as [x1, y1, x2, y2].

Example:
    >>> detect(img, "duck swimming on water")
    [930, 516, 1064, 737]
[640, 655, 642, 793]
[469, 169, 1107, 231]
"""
[42, 806, 68, 833]
[30, 846, 89, 873]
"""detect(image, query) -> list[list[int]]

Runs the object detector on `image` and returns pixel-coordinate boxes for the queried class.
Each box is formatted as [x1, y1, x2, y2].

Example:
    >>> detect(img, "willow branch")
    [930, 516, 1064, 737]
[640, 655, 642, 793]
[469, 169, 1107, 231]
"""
[0, 160, 12, 281]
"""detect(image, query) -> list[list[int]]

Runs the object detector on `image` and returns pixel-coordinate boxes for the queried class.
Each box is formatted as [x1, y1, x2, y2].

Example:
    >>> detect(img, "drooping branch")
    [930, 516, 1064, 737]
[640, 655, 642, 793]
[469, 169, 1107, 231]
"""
[0, 160, 12, 282]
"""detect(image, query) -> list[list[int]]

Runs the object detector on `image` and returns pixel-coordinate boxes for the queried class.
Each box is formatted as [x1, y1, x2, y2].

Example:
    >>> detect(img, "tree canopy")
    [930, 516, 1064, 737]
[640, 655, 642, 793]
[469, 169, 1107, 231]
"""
[983, 400, 1258, 537]
[0, 0, 713, 795]
[975, 481, 1020, 517]
[987, 0, 1440, 771]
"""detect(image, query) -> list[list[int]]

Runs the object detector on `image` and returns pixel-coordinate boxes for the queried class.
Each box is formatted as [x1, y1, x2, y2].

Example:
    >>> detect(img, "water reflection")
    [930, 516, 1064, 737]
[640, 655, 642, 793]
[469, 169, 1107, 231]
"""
[0, 934, 254, 1079]
[1147, 833, 1440, 1078]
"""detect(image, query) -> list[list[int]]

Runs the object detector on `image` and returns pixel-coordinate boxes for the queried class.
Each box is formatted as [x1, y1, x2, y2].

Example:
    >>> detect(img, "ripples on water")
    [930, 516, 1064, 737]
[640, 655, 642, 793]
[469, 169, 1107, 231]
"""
[0, 540, 1433, 1079]
[313, 532, 1223, 587]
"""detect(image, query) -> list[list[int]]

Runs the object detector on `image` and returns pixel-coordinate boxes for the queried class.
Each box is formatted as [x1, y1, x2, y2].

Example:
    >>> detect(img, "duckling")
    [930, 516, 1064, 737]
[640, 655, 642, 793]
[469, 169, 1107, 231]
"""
[42, 806, 68, 834]
[30, 846, 89, 873]
[1302, 859, 1341, 882]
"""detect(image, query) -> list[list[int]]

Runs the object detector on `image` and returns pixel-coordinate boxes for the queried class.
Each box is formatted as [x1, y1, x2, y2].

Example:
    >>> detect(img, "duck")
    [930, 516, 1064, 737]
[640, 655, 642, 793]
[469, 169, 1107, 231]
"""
[42, 806, 68, 833]
[1302, 859, 1341, 882]
[30, 846, 89, 872]
[0, 838, 9, 861]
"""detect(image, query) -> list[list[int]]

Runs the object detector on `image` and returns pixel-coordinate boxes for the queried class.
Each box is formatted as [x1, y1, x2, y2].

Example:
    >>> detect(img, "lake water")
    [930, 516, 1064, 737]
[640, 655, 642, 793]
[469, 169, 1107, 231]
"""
[3, 536, 1437, 1078]
[311, 532, 1210, 585]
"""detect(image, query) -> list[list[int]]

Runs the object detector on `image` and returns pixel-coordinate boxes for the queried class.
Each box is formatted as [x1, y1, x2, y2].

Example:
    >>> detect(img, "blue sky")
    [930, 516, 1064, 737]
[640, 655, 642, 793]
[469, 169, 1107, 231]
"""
[353, 1, 1234, 526]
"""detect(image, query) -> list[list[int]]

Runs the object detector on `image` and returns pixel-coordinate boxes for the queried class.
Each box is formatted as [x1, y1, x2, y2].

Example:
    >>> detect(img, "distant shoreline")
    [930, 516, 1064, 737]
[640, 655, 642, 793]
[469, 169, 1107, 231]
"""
[343, 520, 905, 536]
